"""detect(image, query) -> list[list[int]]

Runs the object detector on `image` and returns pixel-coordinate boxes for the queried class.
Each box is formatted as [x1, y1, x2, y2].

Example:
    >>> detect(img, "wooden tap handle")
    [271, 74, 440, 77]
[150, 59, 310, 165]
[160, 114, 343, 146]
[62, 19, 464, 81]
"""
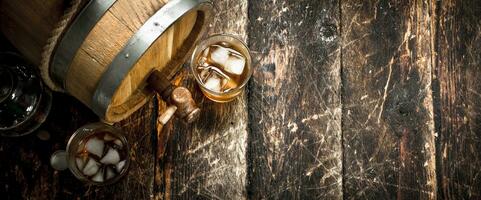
[148, 70, 174, 100]
[171, 87, 201, 123]
[148, 70, 200, 123]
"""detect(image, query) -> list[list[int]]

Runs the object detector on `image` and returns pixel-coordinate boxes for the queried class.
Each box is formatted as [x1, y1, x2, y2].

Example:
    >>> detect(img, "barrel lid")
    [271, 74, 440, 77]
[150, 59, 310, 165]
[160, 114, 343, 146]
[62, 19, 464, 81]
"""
[40, 0, 213, 122]
[91, 0, 213, 121]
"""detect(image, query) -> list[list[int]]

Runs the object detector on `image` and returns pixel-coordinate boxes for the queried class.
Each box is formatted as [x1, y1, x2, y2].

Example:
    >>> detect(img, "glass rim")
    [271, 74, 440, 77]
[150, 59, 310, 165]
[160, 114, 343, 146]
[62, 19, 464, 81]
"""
[66, 122, 130, 185]
[0, 84, 50, 131]
[0, 52, 52, 134]
[190, 33, 253, 96]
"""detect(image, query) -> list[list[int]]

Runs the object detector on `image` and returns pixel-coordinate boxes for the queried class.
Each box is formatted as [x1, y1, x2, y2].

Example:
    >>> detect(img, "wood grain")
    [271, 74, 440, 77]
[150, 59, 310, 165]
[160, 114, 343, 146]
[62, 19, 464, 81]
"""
[0, 0, 66, 65]
[154, 0, 249, 199]
[66, 0, 201, 122]
[433, 0, 481, 199]
[0, 94, 97, 200]
[0, 0, 203, 122]
[247, 0, 343, 199]
[4, 1, 481, 199]
[0, 93, 156, 199]
[341, 0, 437, 199]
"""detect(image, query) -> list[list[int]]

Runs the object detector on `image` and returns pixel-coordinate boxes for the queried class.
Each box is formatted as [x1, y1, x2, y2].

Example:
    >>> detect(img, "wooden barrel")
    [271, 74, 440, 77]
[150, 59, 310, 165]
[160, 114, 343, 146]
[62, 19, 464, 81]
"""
[0, 0, 67, 65]
[0, 0, 212, 122]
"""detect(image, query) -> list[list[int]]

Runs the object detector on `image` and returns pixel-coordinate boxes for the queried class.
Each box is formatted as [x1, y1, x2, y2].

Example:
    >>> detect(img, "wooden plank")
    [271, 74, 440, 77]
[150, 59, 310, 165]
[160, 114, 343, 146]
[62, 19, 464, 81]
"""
[246, 0, 342, 199]
[49, 98, 157, 200]
[433, 0, 481, 199]
[0, 94, 98, 199]
[89, 101, 157, 200]
[341, 0, 437, 199]
[0, 93, 157, 199]
[154, 0, 249, 199]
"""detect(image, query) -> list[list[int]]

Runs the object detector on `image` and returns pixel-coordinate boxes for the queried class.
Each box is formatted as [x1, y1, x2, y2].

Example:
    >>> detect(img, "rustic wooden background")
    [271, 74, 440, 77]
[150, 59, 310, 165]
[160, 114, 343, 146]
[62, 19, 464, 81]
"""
[1, 0, 481, 199]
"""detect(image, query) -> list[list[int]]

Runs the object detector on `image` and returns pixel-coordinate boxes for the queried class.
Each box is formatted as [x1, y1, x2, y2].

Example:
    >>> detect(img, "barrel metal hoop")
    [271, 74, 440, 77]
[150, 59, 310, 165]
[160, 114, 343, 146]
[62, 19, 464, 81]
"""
[50, 0, 118, 88]
[91, 0, 213, 118]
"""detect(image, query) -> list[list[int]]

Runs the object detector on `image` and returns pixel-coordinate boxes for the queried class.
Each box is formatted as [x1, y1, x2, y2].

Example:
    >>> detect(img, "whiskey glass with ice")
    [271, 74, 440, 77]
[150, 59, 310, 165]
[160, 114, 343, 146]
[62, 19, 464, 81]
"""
[50, 123, 130, 185]
[190, 34, 252, 102]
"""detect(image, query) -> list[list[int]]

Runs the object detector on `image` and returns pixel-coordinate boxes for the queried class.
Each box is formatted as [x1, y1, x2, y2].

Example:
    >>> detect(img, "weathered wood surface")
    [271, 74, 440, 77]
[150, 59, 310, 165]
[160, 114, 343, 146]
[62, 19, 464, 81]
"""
[0, 36, 157, 199]
[2, 0, 481, 199]
[341, 0, 437, 199]
[0, 94, 157, 199]
[247, 0, 342, 199]
[154, 0, 249, 199]
[433, 0, 481, 199]
[1, 94, 93, 199]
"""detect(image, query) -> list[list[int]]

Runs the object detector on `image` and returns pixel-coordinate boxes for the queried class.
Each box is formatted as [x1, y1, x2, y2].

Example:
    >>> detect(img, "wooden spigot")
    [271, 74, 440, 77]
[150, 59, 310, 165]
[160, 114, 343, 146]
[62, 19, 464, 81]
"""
[148, 70, 200, 124]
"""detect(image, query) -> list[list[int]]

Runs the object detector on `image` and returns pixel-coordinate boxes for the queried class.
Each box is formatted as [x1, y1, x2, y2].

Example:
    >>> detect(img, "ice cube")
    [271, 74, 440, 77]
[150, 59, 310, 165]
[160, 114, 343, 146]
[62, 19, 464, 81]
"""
[106, 167, 116, 180]
[76, 157, 86, 170]
[104, 134, 116, 141]
[221, 78, 227, 88]
[222, 78, 238, 91]
[85, 137, 104, 157]
[199, 68, 210, 83]
[213, 44, 243, 56]
[204, 75, 222, 92]
[92, 169, 104, 182]
[225, 46, 243, 57]
[202, 47, 210, 58]
[100, 148, 120, 165]
[210, 46, 229, 66]
[224, 54, 245, 75]
[83, 158, 99, 176]
[198, 56, 208, 67]
[210, 65, 230, 79]
[116, 160, 126, 172]
[113, 139, 123, 147]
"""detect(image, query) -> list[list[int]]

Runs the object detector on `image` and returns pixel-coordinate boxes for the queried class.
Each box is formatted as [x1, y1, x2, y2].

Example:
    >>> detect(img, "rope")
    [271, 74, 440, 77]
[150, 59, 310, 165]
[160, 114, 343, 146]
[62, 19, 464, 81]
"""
[39, 0, 85, 92]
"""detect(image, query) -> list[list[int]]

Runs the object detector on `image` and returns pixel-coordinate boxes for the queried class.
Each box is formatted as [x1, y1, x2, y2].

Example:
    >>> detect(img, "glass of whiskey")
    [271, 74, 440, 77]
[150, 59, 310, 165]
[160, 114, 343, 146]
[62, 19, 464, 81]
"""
[190, 34, 252, 102]
[50, 123, 130, 185]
